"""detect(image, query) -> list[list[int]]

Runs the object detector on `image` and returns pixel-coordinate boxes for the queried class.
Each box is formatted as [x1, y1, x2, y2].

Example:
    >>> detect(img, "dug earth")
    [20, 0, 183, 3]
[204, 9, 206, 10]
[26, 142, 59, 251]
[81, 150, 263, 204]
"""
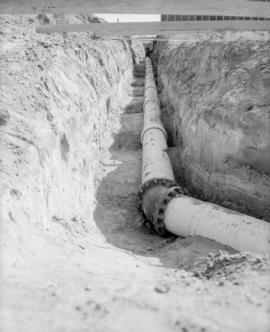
[0, 16, 270, 332]
[154, 31, 270, 220]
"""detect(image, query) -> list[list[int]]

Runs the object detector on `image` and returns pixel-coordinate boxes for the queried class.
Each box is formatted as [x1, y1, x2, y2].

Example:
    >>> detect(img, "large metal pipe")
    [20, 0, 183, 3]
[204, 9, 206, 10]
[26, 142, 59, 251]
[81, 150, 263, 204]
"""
[141, 58, 175, 185]
[164, 195, 270, 253]
[138, 57, 270, 254]
[137, 57, 179, 235]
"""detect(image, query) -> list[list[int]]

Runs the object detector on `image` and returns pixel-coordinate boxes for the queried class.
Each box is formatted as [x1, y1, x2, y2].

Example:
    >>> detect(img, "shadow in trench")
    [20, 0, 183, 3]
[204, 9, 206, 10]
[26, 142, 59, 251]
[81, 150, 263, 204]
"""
[93, 66, 233, 272]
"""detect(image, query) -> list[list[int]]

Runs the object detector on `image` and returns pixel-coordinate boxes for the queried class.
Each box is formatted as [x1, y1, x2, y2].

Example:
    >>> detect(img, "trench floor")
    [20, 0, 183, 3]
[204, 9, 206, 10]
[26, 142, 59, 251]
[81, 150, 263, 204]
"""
[90, 63, 270, 332]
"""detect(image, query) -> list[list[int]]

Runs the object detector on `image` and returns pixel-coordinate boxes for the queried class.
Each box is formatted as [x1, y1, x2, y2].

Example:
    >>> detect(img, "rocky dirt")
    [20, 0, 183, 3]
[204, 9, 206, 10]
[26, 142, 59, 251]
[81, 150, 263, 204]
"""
[1, 16, 270, 332]
[153, 31, 270, 220]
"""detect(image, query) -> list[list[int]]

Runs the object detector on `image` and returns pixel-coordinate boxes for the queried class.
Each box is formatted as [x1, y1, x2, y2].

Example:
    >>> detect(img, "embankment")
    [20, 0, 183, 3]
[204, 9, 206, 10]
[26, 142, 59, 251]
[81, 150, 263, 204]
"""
[153, 32, 270, 220]
[0, 15, 144, 266]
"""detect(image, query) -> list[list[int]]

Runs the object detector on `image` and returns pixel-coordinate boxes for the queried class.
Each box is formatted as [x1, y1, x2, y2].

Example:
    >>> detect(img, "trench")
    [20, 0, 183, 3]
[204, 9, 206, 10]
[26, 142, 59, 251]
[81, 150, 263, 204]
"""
[151, 36, 270, 221]
[1, 16, 270, 332]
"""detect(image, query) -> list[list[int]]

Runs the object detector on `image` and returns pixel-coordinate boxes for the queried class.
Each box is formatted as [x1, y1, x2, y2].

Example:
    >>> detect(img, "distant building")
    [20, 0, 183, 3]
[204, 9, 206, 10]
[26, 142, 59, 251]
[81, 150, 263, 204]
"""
[161, 14, 269, 21]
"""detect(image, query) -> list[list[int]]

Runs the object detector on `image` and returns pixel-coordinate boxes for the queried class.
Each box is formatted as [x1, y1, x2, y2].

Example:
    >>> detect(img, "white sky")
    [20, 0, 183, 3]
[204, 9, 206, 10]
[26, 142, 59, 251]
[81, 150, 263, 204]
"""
[95, 14, 160, 22]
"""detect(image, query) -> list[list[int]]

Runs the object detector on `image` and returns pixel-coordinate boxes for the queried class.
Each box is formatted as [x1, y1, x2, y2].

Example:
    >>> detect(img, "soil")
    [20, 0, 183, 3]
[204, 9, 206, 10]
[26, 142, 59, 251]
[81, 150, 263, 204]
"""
[0, 16, 270, 332]
[153, 31, 270, 220]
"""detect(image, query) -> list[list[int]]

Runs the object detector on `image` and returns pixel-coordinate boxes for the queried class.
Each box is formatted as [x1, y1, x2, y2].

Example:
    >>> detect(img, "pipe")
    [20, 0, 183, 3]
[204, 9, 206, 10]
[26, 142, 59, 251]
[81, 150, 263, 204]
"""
[137, 57, 179, 235]
[140, 58, 175, 185]
[138, 57, 270, 254]
[164, 195, 270, 253]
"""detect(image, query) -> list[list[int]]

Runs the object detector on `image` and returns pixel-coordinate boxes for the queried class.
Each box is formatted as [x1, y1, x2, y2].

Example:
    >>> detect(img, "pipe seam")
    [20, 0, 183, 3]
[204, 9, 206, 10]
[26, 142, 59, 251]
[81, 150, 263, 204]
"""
[144, 85, 157, 92]
[137, 178, 178, 213]
[143, 99, 160, 109]
[141, 123, 167, 142]
[152, 186, 184, 235]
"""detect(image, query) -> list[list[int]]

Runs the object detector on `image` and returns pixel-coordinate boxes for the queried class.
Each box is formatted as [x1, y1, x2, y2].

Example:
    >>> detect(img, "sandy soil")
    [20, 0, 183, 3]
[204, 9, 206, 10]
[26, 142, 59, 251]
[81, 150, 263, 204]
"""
[1, 16, 270, 332]
[154, 31, 270, 220]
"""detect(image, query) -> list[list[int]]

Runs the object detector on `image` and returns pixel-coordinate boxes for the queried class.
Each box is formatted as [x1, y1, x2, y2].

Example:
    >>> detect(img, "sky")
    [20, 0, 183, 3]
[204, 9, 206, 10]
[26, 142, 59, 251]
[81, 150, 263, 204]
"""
[95, 14, 160, 22]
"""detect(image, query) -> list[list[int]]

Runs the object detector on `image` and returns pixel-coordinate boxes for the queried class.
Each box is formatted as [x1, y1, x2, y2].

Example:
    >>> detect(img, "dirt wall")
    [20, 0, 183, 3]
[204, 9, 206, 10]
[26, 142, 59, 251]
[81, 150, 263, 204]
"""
[0, 15, 144, 267]
[153, 32, 270, 220]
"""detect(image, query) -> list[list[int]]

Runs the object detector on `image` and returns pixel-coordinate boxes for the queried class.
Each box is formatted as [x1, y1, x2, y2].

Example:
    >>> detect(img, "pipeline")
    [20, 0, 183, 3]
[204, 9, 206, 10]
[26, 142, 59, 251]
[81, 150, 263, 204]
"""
[137, 57, 270, 254]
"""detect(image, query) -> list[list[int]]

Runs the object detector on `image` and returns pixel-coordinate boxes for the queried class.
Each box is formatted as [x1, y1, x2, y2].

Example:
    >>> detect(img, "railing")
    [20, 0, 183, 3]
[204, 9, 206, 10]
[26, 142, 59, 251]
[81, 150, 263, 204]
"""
[161, 14, 270, 21]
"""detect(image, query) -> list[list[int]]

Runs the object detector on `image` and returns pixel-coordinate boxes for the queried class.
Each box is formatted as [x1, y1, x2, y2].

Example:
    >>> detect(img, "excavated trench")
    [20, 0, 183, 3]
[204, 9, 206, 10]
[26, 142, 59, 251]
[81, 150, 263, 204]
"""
[151, 33, 270, 220]
[1, 16, 270, 332]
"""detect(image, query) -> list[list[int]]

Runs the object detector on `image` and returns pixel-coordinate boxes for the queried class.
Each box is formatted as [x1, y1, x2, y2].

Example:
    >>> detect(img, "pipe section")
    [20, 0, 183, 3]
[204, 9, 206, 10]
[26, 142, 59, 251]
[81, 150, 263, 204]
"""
[137, 57, 179, 235]
[140, 58, 175, 185]
[164, 195, 270, 254]
[138, 57, 270, 254]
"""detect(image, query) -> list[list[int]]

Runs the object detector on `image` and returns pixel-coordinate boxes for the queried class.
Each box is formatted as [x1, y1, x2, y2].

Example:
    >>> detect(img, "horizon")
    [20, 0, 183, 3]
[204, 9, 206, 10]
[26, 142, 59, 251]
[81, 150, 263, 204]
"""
[95, 14, 161, 22]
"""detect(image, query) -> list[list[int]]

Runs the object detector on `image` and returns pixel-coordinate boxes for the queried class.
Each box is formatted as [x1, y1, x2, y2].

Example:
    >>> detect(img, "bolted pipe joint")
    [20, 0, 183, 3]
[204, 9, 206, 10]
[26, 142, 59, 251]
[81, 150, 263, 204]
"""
[137, 179, 183, 236]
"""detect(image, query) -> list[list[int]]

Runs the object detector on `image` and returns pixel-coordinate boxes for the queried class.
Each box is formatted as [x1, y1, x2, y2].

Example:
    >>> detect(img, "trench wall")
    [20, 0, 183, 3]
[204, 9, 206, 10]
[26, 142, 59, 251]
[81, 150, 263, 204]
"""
[0, 15, 144, 266]
[153, 32, 270, 220]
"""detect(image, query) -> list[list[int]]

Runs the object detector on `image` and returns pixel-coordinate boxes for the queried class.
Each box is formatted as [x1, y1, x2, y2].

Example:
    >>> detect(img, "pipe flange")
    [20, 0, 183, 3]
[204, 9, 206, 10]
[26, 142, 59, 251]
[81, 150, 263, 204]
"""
[141, 123, 167, 142]
[144, 85, 157, 92]
[143, 98, 160, 110]
[136, 178, 178, 215]
[152, 186, 184, 236]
